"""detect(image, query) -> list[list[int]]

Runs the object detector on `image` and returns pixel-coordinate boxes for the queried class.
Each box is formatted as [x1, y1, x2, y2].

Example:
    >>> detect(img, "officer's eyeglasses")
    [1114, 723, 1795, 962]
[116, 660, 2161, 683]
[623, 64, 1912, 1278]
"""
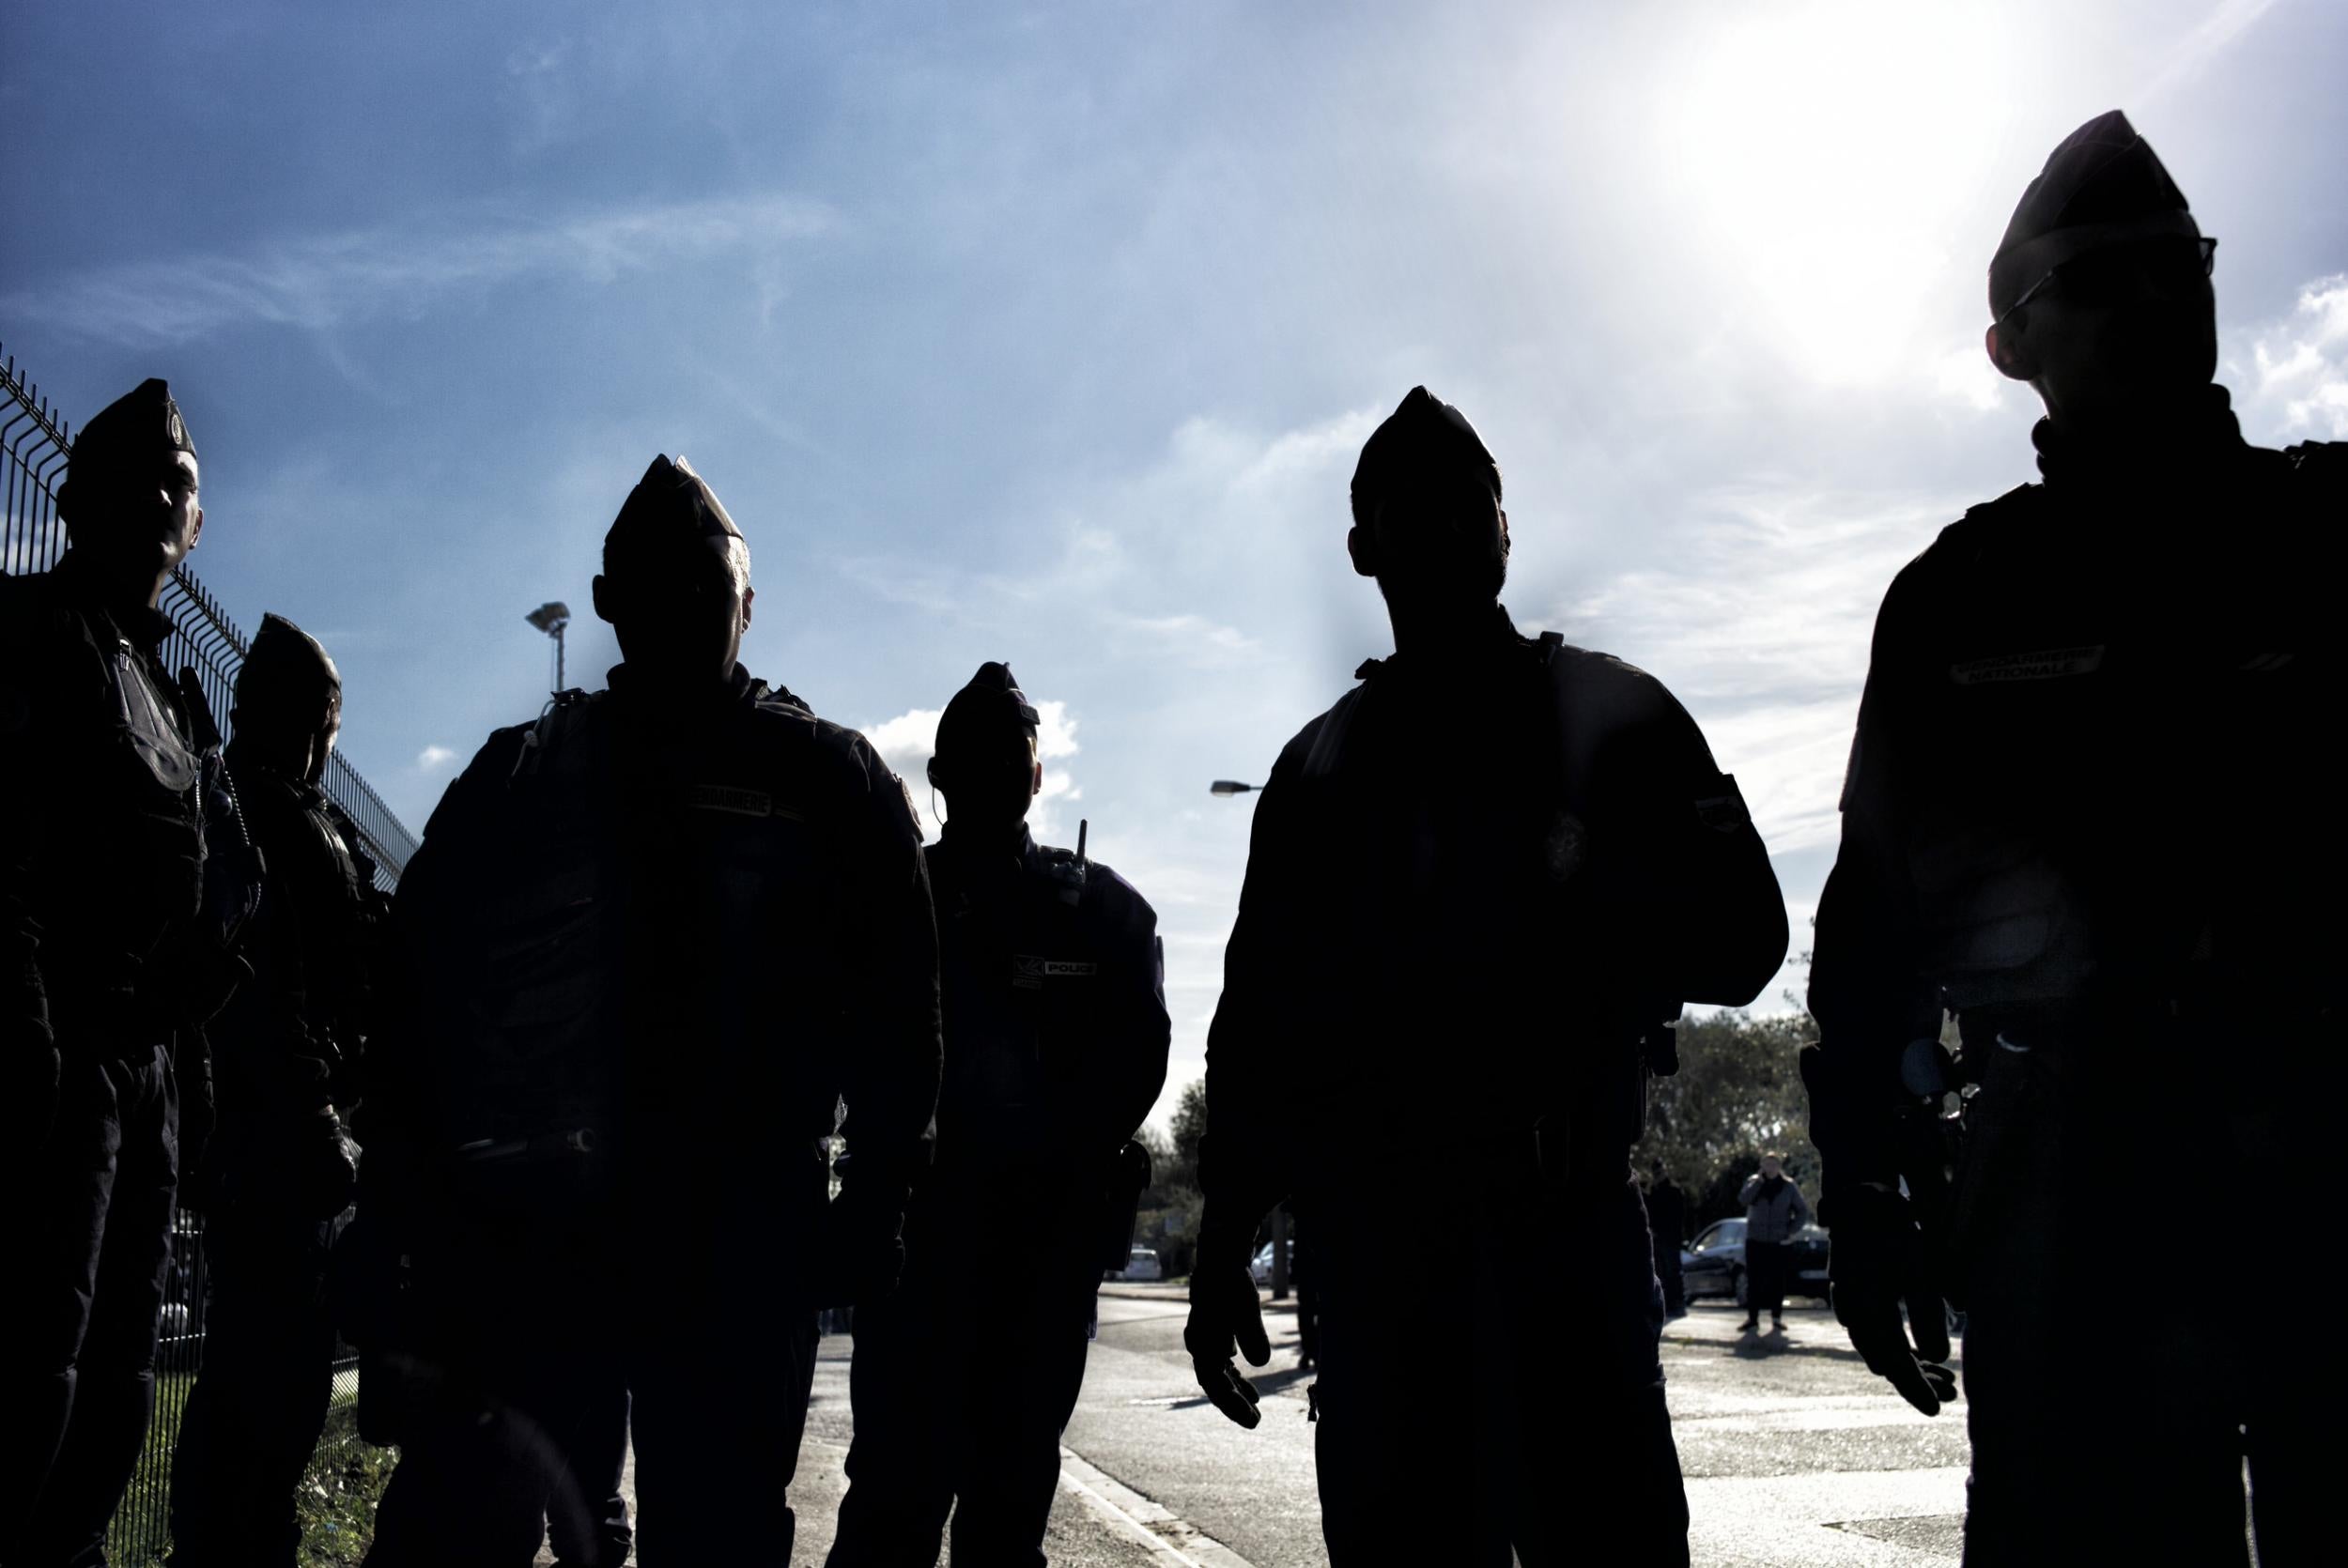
[1997, 236, 2217, 329]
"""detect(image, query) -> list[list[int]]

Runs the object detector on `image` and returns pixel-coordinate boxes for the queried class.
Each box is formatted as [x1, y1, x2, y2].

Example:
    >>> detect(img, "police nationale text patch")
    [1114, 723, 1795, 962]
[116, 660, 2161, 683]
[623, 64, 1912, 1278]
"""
[687, 783, 803, 820]
[1012, 954, 1098, 989]
[1949, 645, 2105, 684]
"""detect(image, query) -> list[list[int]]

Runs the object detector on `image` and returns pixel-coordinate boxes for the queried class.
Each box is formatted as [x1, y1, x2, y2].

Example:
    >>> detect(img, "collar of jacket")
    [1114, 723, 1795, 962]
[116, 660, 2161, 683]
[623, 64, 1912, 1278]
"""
[936, 821, 1038, 892]
[1355, 601, 1526, 684]
[51, 550, 177, 652]
[2031, 382, 2246, 497]
[603, 659, 757, 718]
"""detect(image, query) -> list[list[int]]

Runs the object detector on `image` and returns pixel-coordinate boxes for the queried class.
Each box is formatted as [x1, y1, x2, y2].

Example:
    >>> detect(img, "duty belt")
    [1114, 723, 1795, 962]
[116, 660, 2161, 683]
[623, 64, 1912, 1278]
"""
[1485, 1112, 1633, 1191]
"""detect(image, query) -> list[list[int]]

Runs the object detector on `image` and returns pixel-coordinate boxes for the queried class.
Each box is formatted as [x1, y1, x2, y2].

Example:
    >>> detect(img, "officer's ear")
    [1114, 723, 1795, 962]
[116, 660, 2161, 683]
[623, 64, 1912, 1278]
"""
[1347, 524, 1378, 578]
[591, 574, 617, 625]
[1498, 506, 1510, 558]
[1030, 759, 1043, 799]
[1985, 319, 2036, 382]
[926, 757, 945, 792]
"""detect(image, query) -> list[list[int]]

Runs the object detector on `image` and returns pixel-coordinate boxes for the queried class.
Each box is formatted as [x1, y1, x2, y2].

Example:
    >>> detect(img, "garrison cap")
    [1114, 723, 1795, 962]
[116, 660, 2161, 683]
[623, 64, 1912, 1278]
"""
[71, 377, 196, 481]
[236, 613, 342, 722]
[936, 661, 1040, 759]
[1350, 386, 1501, 530]
[604, 453, 744, 563]
[1989, 111, 2199, 319]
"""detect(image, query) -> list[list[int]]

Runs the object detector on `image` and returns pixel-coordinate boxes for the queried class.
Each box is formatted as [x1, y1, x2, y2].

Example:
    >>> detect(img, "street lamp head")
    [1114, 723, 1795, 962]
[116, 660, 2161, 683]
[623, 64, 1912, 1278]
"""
[1209, 779, 1259, 796]
[525, 601, 571, 636]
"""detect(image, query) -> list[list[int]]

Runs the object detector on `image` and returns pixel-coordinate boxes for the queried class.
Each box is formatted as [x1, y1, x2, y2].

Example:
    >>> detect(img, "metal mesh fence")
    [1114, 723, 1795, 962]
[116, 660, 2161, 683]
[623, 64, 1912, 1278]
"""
[6, 342, 409, 1560]
[2, 343, 418, 886]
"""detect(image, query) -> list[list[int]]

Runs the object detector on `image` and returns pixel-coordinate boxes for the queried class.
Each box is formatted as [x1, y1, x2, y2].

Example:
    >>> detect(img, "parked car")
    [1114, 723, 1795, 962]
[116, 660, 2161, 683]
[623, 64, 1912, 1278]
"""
[1248, 1242, 1274, 1286]
[1119, 1247, 1164, 1282]
[1679, 1219, 1831, 1307]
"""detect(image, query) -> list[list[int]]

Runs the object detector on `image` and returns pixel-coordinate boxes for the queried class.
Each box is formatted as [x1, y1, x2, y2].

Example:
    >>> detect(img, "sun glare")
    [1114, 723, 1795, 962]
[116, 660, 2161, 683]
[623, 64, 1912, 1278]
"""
[1657, 1, 2010, 390]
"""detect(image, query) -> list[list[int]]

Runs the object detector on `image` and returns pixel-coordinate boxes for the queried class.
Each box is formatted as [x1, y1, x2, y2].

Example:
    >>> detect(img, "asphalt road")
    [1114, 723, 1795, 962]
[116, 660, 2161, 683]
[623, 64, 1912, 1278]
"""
[556, 1286, 1972, 1564]
[789, 1287, 1968, 1566]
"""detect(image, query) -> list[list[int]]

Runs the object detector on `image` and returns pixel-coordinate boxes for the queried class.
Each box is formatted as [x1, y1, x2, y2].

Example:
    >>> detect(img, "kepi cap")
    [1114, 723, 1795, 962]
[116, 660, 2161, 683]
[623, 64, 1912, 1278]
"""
[1989, 111, 2199, 319]
[1350, 386, 1501, 530]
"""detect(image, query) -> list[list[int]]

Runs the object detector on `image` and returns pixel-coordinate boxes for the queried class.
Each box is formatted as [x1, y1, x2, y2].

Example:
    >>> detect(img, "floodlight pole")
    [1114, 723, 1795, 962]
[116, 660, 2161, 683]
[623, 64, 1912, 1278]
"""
[524, 602, 573, 696]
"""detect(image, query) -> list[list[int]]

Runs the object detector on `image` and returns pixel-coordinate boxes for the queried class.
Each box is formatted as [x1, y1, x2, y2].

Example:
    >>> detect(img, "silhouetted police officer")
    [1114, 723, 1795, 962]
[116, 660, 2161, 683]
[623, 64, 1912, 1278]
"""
[168, 615, 379, 1567]
[359, 455, 942, 1566]
[1, 379, 257, 1566]
[1185, 388, 1787, 1565]
[1807, 111, 2341, 1566]
[828, 661, 1169, 1568]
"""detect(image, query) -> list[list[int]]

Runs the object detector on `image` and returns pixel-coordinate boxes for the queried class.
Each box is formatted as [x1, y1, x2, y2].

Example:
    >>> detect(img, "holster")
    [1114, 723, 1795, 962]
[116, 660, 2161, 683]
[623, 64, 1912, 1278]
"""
[1098, 1138, 1152, 1272]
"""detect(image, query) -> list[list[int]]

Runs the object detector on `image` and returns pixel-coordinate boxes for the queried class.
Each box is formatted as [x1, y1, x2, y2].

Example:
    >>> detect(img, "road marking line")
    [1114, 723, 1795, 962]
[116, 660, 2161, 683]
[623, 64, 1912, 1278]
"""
[1057, 1447, 1260, 1568]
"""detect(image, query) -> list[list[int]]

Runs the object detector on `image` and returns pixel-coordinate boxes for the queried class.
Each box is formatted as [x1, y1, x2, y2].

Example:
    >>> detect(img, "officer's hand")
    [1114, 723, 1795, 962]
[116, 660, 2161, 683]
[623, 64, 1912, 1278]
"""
[1827, 1181, 1957, 1416]
[1185, 1255, 1271, 1429]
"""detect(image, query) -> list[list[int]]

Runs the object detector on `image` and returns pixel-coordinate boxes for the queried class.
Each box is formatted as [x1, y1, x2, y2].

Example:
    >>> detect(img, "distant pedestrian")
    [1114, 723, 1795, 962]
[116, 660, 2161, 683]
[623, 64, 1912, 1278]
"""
[1738, 1153, 1811, 1333]
[1645, 1165, 1687, 1320]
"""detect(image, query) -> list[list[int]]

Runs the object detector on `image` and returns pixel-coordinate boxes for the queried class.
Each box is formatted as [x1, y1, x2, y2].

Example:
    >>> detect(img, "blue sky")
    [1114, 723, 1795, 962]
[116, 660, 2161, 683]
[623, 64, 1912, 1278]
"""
[7, 0, 2344, 1130]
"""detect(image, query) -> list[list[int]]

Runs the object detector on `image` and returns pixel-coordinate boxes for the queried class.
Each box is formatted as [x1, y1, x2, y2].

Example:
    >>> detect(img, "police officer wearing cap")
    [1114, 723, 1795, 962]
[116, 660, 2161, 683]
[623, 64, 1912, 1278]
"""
[358, 455, 942, 1566]
[1, 379, 257, 1564]
[1806, 111, 2341, 1564]
[828, 661, 1169, 1568]
[1185, 388, 1786, 1564]
[168, 615, 381, 1566]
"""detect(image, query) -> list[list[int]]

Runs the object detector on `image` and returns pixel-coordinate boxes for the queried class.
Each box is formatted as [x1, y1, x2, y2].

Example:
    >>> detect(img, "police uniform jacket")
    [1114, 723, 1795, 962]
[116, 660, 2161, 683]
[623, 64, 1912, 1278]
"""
[199, 744, 381, 1199]
[1808, 393, 2344, 1158]
[2, 552, 207, 1059]
[921, 823, 1170, 1187]
[1202, 607, 1786, 1212]
[364, 662, 941, 1273]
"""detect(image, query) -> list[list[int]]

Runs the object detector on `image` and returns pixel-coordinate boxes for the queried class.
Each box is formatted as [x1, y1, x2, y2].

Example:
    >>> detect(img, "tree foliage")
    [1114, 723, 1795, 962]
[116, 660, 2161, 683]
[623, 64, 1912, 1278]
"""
[1637, 1009, 1820, 1230]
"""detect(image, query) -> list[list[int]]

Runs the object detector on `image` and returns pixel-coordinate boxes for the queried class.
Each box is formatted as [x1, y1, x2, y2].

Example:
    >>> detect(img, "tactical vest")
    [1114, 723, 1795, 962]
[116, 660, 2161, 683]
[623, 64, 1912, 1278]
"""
[411, 692, 629, 1221]
[412, 687, 854, 1222]
[1902, 440, 2341, 1010]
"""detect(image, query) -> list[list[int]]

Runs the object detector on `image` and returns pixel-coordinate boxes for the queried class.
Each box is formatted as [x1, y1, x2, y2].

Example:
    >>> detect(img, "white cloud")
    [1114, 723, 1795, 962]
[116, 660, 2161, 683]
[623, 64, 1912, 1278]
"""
[416, 744, 458, 772]
[2235, 273, 2348, 441]
[1932, 341, 2009, 414]
[1122, 613, 1259, 664]
[1543, 483, 1967, 857]
[4, 193, 837, 348]
[2142, 0, 2281, 100]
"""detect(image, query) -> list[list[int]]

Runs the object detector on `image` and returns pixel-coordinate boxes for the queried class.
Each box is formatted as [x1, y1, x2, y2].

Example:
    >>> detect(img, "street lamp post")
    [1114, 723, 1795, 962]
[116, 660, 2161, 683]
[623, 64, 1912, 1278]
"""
[524, 601, 571, 695]
[1210, 777, 1287, 1298]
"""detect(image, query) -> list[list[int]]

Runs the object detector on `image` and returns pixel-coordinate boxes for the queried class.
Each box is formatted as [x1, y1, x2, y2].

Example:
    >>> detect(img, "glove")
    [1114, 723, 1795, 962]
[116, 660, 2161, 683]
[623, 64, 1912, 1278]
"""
[1184, 1222, 1271, 1429]
[809, 1189, 907, 1310]
[1825, 1179, 1958, 1416]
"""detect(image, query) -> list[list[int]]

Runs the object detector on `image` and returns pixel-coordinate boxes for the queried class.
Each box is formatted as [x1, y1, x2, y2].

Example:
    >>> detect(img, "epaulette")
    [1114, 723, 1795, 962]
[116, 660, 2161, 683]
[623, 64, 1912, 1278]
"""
[749, 678, 814, 715]
[506, 687, 600, 786]
[1954, 481, 2044, 532]
[2283, 439, 2347, 484]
